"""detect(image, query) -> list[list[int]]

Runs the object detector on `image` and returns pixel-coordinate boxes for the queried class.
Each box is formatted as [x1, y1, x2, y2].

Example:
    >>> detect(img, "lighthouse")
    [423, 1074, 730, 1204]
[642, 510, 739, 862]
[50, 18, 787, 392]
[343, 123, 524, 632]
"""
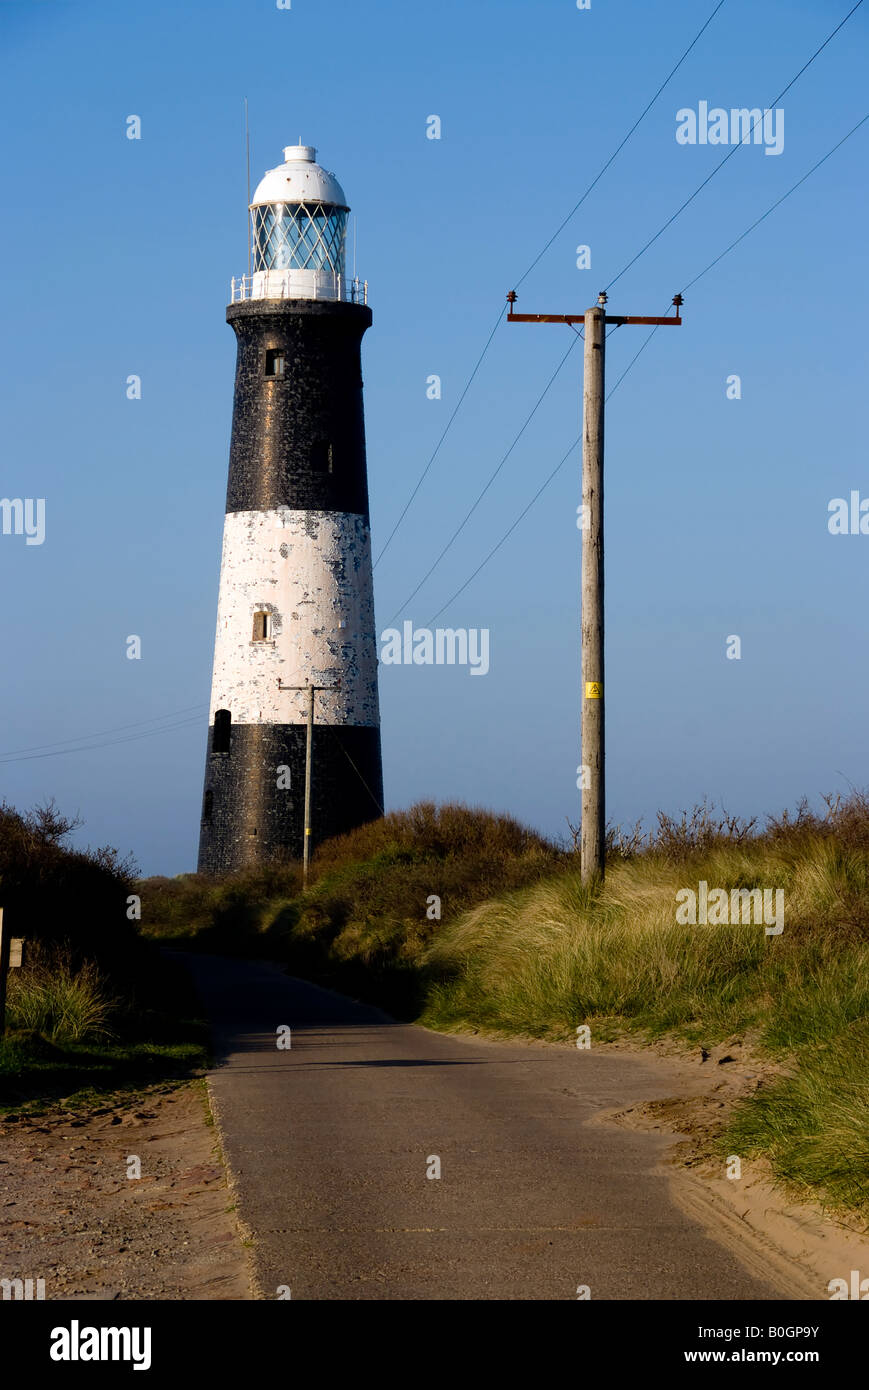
[197, 143, 383, 875]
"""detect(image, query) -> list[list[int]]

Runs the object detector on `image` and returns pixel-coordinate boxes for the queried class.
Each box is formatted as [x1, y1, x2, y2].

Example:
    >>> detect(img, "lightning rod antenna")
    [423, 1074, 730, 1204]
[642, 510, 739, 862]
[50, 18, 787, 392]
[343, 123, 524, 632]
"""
[245, 98, 252, 279]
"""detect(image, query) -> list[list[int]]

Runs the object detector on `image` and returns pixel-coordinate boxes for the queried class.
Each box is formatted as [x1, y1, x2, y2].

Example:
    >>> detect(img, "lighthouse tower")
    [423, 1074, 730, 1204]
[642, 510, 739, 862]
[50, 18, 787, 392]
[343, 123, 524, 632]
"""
[197, 143, 383, 874]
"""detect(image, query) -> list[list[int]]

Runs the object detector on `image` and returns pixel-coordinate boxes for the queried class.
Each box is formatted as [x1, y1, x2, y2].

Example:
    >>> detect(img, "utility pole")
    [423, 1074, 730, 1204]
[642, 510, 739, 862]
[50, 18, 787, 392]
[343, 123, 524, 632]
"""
[507, 289, 683, 884]
[303, 683, 314, 886]
[582, 301, 606, 882]
[276, 679, 341, 886]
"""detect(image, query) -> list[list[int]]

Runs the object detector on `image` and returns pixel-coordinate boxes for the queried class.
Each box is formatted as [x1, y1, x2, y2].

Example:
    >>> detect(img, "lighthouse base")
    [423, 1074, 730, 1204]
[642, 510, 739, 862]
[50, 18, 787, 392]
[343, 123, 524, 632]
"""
[197, 723, 383, 875]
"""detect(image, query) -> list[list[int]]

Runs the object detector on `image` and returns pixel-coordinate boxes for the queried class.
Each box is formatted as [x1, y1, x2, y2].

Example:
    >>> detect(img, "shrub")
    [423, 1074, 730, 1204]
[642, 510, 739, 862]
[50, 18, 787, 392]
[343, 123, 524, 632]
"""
[0, 799, 137, 967]
[6, 945, 117, 1043]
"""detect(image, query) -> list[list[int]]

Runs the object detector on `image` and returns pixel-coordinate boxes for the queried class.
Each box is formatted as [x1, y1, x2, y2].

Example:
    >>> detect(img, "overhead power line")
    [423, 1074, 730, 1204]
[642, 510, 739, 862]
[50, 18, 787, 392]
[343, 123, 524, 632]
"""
[336, 736, 385, 817]
[386, 333, 582, 623]
[373, 303, 503, 568]
[514, 0, 730, 291]
[679, 109, 869, 294]
[427, 434, 580, 626]
[425, 321, 653, 625]
[604, 314, 669, 401]
[373, 0, 729, 569]
[427, 110, 869, 619]
[605, 0, 865, 291]
[0, 709, 206, 765]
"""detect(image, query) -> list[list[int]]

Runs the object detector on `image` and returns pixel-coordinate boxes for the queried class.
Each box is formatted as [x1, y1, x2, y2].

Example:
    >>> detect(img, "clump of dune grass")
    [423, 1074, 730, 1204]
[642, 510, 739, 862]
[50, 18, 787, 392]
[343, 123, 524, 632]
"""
[725, 1020, 869, 1216]
[421, 821, 869, 1050]
[6, 945, 118, 1043]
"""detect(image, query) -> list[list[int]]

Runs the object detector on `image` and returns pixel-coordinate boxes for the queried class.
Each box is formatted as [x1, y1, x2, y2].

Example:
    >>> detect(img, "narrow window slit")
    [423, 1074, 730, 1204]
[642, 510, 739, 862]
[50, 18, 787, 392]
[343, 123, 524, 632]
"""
[252, 611, 272, 641]
[213, 708, 231, 754]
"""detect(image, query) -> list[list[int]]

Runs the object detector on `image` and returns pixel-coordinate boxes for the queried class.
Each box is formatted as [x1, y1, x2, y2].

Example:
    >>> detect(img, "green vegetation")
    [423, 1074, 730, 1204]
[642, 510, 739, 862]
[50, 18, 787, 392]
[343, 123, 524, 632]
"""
[4, 789, 866, 1214]
[141, 795, 869, 1217]
[0, 801, 207, 1109]
[143, 803, 558, 1014]
[6, 945, 117, 1042]
[0, 943, 208, 1109]
[422, 826, 869, 1216]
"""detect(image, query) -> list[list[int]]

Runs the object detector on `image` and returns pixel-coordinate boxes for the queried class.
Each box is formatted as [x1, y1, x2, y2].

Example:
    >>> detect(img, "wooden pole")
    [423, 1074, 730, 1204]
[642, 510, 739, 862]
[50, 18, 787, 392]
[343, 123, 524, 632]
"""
[581, 303, 606, 884]
[506, 290, 681, 887]
[302, 684, 315, 887]
[0, 908, 8, 1036]
[277, 678, 341, 885]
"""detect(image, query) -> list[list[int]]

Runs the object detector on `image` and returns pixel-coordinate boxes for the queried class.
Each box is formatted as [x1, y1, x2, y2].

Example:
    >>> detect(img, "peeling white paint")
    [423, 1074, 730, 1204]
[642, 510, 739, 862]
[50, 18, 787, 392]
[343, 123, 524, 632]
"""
[208, 509, 380, 727]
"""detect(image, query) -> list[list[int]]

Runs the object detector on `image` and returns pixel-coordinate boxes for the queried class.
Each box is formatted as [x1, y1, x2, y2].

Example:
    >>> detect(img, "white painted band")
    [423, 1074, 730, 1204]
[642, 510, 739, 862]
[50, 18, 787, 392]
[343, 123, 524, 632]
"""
[208, 509, 380, 728]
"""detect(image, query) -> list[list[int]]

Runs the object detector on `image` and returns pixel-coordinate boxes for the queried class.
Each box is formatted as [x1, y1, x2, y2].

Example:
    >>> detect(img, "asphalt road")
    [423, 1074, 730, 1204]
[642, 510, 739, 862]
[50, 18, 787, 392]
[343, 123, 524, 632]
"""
[184, 954, 786, 1301]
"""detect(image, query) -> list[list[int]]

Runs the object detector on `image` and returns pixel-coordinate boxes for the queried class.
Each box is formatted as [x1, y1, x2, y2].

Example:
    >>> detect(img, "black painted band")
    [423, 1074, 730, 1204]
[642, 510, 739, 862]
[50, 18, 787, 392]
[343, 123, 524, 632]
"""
[225, 299, 373, 518]
[197, 722, 383, 874]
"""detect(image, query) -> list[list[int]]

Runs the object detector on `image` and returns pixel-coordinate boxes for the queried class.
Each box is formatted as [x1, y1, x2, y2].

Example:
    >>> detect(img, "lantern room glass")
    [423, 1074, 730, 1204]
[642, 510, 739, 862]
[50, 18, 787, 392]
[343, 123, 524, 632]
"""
[252, 203, 348, 274]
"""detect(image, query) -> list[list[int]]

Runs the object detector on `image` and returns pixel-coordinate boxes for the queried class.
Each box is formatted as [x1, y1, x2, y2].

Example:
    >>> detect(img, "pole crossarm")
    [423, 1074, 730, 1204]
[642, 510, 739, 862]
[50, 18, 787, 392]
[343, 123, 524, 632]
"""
[507, 312, 586, 324]
[605, 314, 681, 326]
[506, 291, 683, 326]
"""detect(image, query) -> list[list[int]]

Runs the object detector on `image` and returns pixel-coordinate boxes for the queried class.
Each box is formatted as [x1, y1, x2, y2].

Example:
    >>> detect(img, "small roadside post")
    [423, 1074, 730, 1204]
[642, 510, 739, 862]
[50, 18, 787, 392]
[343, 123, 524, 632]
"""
[0, 908, 9, 1034]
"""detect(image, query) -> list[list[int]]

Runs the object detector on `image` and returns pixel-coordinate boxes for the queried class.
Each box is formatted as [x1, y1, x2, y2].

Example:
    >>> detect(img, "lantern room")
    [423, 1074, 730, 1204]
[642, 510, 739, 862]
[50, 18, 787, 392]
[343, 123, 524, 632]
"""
[232, 144, 366, 305]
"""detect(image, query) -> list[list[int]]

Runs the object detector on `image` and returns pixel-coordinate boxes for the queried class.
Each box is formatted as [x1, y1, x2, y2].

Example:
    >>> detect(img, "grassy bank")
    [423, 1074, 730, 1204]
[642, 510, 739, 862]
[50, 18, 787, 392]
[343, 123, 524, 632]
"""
[0, 943, 209, 1111]
[141, 796, 869, 1217]
[142, 803, 560, 1015]
[422, 844, 868, 1216]
[0, 801, 208, 1110]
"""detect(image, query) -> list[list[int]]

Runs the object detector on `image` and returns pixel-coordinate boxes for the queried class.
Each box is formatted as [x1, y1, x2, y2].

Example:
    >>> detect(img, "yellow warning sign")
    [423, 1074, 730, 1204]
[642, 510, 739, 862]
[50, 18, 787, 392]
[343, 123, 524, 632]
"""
[585, 682, 602, 699]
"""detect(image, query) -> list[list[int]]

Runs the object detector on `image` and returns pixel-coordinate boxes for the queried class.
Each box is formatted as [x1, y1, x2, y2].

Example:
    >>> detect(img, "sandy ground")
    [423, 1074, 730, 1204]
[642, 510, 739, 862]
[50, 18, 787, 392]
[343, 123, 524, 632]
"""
[0, 1081, 252, 1300]
[593, 1034, 869, 1300]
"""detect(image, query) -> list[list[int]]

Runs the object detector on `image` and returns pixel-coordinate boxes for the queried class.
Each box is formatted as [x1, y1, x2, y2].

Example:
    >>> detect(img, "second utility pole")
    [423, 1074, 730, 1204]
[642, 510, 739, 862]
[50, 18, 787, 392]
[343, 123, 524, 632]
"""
[277, 679, 341, 887]
[303, 683, 315, 886]
[507, 289, 683, 885]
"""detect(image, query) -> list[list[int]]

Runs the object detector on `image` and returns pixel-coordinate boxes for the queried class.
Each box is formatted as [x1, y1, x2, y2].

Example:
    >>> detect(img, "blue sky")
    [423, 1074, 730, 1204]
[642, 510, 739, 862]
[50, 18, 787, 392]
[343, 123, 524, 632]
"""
[0, 0, 867, 875]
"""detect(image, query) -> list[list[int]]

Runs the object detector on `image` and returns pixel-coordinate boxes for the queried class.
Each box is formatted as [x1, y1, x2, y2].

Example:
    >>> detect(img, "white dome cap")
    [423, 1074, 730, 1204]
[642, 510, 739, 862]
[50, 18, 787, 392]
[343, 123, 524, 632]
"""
[250, 144, 349, 210]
